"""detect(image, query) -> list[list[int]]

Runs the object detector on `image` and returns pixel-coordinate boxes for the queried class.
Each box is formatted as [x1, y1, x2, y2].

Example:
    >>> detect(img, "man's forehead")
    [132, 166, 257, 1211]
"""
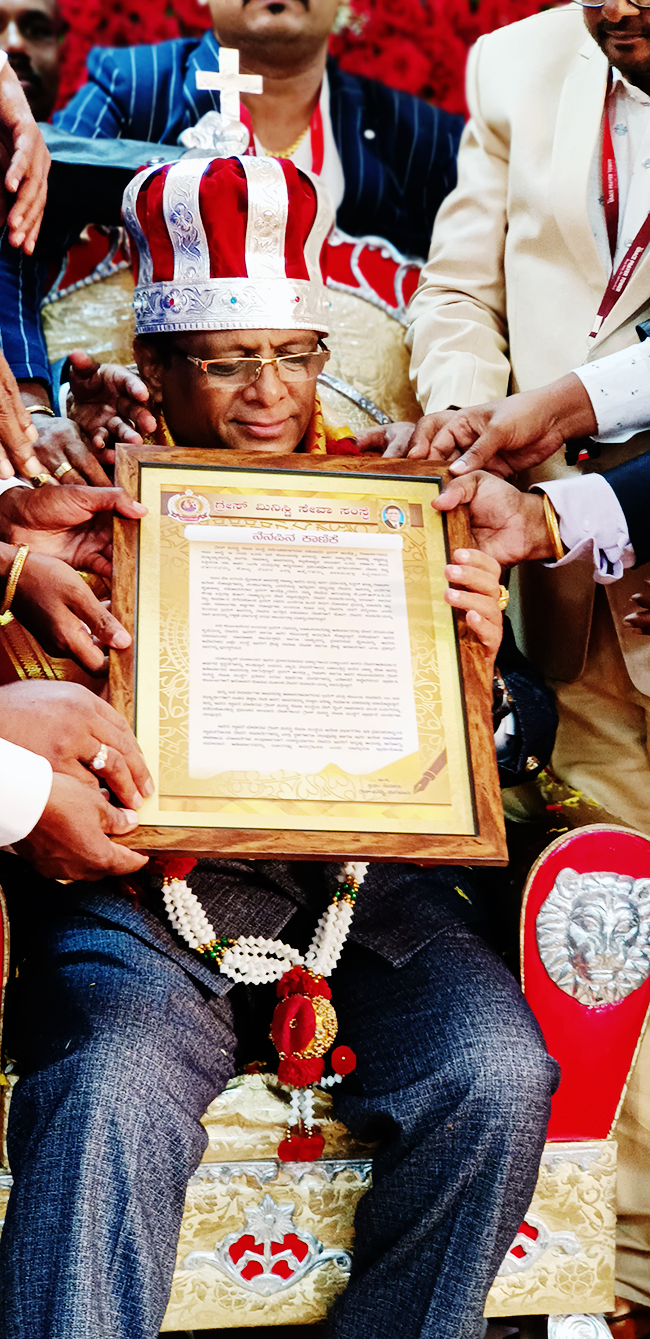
[177, 328, 320, 351]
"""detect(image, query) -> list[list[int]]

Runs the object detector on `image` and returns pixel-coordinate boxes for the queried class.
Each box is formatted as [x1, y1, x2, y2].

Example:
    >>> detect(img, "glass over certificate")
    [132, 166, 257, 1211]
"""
[111, 450, 506, 864]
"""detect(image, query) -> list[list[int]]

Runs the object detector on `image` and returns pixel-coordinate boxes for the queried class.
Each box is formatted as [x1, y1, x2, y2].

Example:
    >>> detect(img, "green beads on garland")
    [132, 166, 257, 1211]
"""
[200, 935, 236, 962]
[334, 879, 358, 904]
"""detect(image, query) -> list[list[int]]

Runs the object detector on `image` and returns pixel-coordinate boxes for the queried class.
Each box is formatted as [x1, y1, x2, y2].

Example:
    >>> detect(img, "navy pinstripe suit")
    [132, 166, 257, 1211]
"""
[0, 33, 462, 384]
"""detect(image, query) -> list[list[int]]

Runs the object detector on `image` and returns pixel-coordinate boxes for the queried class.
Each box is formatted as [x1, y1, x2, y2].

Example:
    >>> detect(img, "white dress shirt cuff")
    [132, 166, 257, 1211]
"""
[0, 476, 31, 498]
[494, 710, 516, 753]
[574, 341, 650, 441]
[534, 475, 635, 584]
[0, 739, 52, 845]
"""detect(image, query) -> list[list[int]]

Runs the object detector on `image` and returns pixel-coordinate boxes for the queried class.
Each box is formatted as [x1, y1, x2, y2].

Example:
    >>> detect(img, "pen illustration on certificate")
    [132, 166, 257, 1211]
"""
[136, 468, 475, 837]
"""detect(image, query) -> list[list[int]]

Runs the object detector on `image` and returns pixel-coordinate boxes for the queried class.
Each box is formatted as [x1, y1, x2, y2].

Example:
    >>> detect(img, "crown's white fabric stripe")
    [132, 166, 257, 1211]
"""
[121, 163, 162, 287]
[240, 155, 289, 281]
[163, 158, 211, 283]
[302, 169, 335, 289]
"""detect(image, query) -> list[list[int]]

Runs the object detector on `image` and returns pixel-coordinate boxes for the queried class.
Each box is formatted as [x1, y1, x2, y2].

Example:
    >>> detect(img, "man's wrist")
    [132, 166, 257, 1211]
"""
[0, 541, 19, 585]
[545, 372, 597, 441]
[521, 493, 555, 561]
[18, 380, 52, 412]
[0, 484, 30, 540]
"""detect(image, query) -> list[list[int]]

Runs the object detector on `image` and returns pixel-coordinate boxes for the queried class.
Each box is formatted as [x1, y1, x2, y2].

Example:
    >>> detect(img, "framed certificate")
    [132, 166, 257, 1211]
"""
[110, 448, 507, 865]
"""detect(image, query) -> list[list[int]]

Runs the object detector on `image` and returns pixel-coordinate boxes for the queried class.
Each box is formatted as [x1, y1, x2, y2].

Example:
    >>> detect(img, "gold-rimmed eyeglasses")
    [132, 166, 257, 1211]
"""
[576, 0, 650, 9]
[170, 344, 331, 389]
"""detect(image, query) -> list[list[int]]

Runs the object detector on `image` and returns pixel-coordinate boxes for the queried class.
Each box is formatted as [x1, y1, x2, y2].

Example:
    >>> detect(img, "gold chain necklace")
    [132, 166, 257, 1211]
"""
[262, 123, 310, 160]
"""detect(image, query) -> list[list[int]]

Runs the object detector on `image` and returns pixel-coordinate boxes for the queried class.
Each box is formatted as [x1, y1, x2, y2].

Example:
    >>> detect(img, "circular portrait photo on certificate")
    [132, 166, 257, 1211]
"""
[381, 503, 407, 531]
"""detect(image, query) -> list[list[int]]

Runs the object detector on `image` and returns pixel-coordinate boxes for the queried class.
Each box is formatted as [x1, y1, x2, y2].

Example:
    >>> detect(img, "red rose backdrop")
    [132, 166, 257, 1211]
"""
[55, 0, 544, 117]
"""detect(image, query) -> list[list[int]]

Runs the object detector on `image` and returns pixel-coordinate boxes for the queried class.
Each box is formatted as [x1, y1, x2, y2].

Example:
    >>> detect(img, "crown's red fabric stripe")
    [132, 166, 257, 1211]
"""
[136, 165, 176, 283]
[278, 158, 316, 282]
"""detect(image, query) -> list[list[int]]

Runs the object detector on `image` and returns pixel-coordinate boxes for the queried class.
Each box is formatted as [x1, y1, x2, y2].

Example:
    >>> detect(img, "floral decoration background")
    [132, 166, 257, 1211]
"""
[55, 0, 545, 116]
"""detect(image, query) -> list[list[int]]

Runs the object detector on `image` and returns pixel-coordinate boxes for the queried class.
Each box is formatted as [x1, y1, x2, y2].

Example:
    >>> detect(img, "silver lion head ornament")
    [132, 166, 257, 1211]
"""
[536, 867, 650, 1007]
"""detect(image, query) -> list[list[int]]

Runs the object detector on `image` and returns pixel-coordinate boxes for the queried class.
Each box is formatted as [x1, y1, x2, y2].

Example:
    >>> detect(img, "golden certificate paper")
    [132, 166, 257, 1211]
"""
[112, 451, 506, 864]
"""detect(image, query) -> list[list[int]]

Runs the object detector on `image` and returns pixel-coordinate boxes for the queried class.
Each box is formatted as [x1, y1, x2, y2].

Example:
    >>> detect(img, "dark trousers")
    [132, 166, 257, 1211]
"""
[0, 904, 558, 1339]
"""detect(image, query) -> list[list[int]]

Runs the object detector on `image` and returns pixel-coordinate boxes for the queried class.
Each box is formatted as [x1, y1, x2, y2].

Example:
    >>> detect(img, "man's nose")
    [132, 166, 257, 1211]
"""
[600, 0, 642, 21]
[0, 19, 28, 53]
[245, 362, 286, 403]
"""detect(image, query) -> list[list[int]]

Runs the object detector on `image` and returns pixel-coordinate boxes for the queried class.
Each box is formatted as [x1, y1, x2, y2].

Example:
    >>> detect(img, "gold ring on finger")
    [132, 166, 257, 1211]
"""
[498, 584, 509, 612]
[90, 743, 109, 771]
[30, 471, 57, 488]
[54, 460, 73, 479]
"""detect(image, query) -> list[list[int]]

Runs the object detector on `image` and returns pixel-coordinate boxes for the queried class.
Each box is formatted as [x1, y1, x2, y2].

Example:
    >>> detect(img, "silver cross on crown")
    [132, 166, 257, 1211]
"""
[178, 47, 264, 158]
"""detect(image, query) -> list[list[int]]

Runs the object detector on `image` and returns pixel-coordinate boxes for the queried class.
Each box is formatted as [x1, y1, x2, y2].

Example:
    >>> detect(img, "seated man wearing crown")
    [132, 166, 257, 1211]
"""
[0, 153, 559, 1339]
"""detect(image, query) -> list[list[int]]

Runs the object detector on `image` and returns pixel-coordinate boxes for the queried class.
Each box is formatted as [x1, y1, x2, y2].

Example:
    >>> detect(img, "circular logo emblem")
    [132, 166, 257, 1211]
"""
[167, 489, 211, 522]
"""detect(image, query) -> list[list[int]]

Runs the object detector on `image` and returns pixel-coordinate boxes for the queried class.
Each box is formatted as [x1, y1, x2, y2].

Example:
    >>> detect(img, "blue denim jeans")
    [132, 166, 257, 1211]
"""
[0, 899, 557, 1339]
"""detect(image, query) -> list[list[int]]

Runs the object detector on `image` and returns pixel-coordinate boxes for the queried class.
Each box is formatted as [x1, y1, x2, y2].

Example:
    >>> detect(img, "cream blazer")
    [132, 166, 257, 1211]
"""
[406, 5, 650, 691]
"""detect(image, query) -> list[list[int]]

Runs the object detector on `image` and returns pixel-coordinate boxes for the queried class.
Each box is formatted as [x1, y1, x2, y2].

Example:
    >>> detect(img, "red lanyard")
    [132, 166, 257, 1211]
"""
[590, 80, 650, 338]
[238, 101, 325, 175]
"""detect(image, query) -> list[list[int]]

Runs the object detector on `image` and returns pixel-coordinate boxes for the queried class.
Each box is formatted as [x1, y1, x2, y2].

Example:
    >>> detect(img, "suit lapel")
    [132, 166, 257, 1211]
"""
[182, 30, 222, 123]
[550, 35, 609, 293]
[326, 57, 363, 202]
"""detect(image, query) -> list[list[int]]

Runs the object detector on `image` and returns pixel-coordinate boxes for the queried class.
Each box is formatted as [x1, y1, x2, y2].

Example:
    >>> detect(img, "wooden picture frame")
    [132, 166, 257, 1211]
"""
[110, 447, 507, 866]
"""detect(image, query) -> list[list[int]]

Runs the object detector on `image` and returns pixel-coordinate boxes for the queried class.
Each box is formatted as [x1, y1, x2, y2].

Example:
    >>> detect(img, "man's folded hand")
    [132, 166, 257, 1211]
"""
[0, 483, 147, 577]
[68, 350, 157, 465]
[8, 548, 132, 672]
[0, 680, 153, 810]
[0, 60, 49, 255]
[15, 772, 148, 881]
[23, 409, 114, 486]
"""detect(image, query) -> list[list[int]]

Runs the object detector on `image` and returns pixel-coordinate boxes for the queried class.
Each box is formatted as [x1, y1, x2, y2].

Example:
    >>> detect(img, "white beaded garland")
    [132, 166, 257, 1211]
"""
[289, 1090, 302, 1129]
[163, 863, 367, 988]
[318, 1072, 343, 1089]
[162, 862, 368, 1153]
[301, 1088, 315, 1129]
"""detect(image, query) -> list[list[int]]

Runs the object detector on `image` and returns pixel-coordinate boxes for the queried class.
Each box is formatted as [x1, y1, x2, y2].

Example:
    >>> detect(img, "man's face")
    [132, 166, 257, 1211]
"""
[0, 0, 60, 121]
[207, 0, 341, 63]
[584, 0, 650, 90]
[137, 328, 321, 454]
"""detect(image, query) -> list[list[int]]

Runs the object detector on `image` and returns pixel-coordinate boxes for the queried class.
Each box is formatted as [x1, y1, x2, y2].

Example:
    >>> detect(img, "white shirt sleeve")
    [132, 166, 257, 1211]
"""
[494, 710, 516, 751]
[0, 476, 31, 498]
[0, 738, 52, 845]
[574, 341, 650, 442]
[534, 474, 635, 584]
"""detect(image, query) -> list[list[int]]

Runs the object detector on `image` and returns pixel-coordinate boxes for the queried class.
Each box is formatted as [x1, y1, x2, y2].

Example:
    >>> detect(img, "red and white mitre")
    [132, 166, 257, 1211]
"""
[121, 154, 334, 337]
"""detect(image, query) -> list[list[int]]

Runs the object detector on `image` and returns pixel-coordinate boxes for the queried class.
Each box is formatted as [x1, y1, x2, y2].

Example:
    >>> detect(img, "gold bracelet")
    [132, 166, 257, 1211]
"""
[27, 405, 55, 417]
[542, 491, 565, 562]
[0, 544, 29, 626]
